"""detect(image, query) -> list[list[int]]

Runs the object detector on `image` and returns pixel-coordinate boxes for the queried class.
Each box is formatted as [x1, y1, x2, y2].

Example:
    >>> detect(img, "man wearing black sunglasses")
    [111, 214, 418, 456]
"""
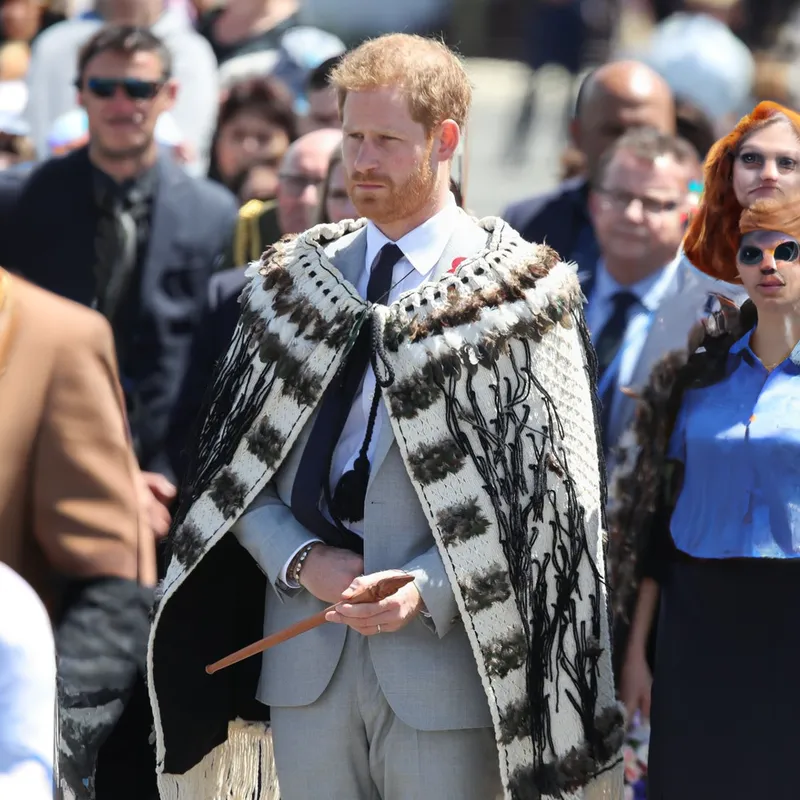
[4, 24, 237, 483]
[0, 27, 238, 798]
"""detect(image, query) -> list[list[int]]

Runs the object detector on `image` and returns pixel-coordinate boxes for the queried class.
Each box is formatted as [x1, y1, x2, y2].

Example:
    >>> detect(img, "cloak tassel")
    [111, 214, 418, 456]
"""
[157, 720, 279, 800]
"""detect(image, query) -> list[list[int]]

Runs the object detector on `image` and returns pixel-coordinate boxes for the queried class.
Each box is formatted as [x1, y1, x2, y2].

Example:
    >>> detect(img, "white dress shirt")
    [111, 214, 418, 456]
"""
[0, 564, 56, 800]
[280, 195, 460, 584]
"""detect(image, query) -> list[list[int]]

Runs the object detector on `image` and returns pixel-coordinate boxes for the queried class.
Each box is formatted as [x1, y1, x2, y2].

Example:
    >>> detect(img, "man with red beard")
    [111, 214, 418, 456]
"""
[149, 34, 622, 800]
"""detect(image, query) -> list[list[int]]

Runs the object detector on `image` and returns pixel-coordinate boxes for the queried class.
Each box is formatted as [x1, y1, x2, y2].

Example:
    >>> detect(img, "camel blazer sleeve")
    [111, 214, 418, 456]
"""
[32, 306, 156, 588]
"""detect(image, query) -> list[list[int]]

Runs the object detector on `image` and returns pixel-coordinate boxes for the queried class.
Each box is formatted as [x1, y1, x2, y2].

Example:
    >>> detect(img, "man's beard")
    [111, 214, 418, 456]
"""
[348, 142, 437, 225]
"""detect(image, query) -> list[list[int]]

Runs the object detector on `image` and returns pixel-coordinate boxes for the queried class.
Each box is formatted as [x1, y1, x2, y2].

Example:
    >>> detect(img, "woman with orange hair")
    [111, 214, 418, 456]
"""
[610, 167, 800, 796]
[617, 101, 800, 722]
[684, 100, 800, 279]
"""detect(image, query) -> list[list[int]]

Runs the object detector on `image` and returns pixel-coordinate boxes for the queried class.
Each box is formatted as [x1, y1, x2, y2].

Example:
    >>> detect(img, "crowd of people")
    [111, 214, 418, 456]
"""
[1, 0, 800, 799]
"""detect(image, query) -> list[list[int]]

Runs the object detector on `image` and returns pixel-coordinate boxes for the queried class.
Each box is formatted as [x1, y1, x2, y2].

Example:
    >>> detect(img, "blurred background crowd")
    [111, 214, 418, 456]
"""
[0, 0, 798, 797]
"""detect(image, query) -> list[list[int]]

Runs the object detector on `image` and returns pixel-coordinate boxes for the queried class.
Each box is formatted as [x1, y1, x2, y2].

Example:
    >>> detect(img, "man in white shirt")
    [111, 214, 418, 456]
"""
[149, 32, 621, 800]
[0, 564, 56, 800]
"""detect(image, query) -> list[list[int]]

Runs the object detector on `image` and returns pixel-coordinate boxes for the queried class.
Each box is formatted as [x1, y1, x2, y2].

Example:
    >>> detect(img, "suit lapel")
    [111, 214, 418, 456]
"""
[142, 156, 186, 287]
[327, 227, 367, 288]
[368, 212, 490, 490]
[612, 262, 699, 442]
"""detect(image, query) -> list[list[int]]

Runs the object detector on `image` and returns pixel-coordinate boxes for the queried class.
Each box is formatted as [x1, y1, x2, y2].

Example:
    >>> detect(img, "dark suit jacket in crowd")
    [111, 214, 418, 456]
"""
[503, 176, 599, 299]
[168, 266, 248, 483]
[0, 147, 238, 481]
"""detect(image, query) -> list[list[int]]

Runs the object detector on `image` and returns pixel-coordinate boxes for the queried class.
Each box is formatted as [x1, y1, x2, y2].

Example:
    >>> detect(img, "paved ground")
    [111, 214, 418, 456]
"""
[463, 59, 576, 217]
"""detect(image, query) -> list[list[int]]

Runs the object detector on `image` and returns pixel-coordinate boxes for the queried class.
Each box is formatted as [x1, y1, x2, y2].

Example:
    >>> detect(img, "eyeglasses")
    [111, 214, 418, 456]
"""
[279, 173, 325, 196]
[597, 188, 681, 215]
[82, 77, 165, 100]
[738, 240, 800, 265]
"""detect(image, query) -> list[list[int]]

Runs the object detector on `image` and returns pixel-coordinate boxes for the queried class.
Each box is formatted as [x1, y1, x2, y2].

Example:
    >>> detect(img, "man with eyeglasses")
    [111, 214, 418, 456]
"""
[588, 125, 744, 745]
[585, 126, 717, 464]
[218, 128, 341, 274]
[276, 127, 343, 235]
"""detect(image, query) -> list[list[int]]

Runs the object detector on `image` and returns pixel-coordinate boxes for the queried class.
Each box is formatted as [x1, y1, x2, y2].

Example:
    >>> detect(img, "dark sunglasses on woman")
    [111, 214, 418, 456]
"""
[738, 240, 800, 266]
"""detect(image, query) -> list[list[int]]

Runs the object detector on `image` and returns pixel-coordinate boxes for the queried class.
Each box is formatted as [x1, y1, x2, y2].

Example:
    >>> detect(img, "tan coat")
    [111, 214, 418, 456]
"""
[0, 271, 155, 616]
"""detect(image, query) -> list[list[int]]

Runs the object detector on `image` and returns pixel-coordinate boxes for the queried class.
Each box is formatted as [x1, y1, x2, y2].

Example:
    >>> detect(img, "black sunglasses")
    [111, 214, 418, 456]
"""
[81, 77, 165, 100]
[738, 240, 800, 266]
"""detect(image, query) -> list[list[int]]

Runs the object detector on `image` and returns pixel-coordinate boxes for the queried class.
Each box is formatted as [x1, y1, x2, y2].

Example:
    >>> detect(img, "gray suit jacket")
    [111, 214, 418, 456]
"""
[232, 211, 494, 732]
[603, 255, 744, 469]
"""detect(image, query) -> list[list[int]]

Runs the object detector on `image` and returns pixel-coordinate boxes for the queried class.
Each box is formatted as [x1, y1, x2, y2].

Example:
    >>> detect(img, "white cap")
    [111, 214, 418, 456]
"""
[644, 12, 754, 121]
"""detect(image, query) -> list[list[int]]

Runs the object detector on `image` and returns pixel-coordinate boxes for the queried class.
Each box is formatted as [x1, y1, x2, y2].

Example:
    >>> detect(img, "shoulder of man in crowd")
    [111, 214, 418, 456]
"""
[502, 176, 588, 230]
[229, 199, 280, 270]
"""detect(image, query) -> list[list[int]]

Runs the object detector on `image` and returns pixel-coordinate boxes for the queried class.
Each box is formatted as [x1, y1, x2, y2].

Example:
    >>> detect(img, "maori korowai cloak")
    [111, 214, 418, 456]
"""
[148, 216, 625, 800]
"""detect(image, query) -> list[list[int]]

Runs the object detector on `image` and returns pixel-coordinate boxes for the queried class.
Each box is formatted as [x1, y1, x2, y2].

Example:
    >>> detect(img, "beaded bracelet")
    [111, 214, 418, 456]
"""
[290, 542, 318, 586]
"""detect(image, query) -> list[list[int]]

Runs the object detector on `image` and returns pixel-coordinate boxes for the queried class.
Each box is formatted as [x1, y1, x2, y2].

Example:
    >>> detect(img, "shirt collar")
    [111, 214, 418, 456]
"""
[730, 332, 800, 373]
[365, 193, 459, 276]
[92, 162, 158, 204]
[595, 253, 680, 312]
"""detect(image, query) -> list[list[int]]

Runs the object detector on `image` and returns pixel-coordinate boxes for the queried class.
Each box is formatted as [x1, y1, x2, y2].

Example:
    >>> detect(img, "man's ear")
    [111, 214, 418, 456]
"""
[76, 81, 86, 110]
[162, 78, 179, 110]
[436, 119, 460, 162]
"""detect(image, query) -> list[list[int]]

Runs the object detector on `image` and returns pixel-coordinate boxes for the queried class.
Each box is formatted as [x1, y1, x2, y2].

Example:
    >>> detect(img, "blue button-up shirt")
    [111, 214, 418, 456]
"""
[668, 332, 800, 559]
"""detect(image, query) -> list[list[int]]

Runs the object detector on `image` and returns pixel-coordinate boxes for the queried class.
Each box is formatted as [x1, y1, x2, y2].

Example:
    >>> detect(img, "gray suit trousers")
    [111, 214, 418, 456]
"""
[270, 629, 502, 800]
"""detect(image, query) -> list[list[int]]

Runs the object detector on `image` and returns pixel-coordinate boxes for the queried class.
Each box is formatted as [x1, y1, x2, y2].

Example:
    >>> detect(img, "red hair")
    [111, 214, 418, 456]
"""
[684, 102, 800, 282]
[739, 195, 800, 240]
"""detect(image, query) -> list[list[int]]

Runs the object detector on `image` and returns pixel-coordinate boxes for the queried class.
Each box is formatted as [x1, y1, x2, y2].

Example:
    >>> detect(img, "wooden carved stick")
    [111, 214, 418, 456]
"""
[206, 573, 415, 675]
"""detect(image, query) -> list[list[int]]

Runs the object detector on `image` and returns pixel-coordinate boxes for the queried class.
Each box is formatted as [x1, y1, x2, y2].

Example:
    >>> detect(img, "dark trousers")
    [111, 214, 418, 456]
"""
[94, 673, 158, 800]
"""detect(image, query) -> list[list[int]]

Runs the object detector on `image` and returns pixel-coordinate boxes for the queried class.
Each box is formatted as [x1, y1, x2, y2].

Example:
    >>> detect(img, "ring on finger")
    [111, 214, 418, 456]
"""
[376, 624, 382, 634]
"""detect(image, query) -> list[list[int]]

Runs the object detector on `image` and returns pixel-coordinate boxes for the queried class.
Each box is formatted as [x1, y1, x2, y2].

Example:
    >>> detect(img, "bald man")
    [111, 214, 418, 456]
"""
[503, 61, 675, 286]
[276, 127, 343, 234]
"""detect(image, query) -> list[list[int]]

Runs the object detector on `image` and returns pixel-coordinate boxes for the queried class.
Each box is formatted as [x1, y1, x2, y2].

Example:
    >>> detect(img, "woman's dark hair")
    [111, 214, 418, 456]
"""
[208, 76, 299, 185]
[77, 25, 171, 86]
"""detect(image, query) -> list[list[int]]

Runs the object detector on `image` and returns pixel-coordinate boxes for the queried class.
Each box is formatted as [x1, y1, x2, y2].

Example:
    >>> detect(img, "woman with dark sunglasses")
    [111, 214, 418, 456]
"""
[617, 99, 800, 718]
[609, 171, 800, 798]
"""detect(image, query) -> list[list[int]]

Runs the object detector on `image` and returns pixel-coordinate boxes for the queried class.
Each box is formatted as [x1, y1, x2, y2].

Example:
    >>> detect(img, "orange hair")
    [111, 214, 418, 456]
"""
[329, 34, 472, 132]
[739, 195, 800, 241]
[684, 101, 800, 282]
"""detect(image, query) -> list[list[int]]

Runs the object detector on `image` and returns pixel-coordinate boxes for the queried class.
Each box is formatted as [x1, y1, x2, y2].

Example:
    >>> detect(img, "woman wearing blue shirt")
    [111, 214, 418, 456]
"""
[611, 188, 800, 797]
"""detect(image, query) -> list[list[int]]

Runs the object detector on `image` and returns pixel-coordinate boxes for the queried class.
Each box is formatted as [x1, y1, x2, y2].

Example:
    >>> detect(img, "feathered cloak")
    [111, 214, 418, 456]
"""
[148, 217, 624, 800]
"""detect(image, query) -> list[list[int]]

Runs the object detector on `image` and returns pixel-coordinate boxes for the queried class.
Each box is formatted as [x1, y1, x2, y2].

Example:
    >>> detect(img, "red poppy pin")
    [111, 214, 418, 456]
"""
[448, 257, 466, 274]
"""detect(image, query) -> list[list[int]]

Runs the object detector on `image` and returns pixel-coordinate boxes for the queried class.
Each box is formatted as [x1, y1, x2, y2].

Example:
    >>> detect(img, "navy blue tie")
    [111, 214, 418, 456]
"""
[596, 291, 638, 449]
[595, 291, 638, 381]
[290, 244, 404, 549]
